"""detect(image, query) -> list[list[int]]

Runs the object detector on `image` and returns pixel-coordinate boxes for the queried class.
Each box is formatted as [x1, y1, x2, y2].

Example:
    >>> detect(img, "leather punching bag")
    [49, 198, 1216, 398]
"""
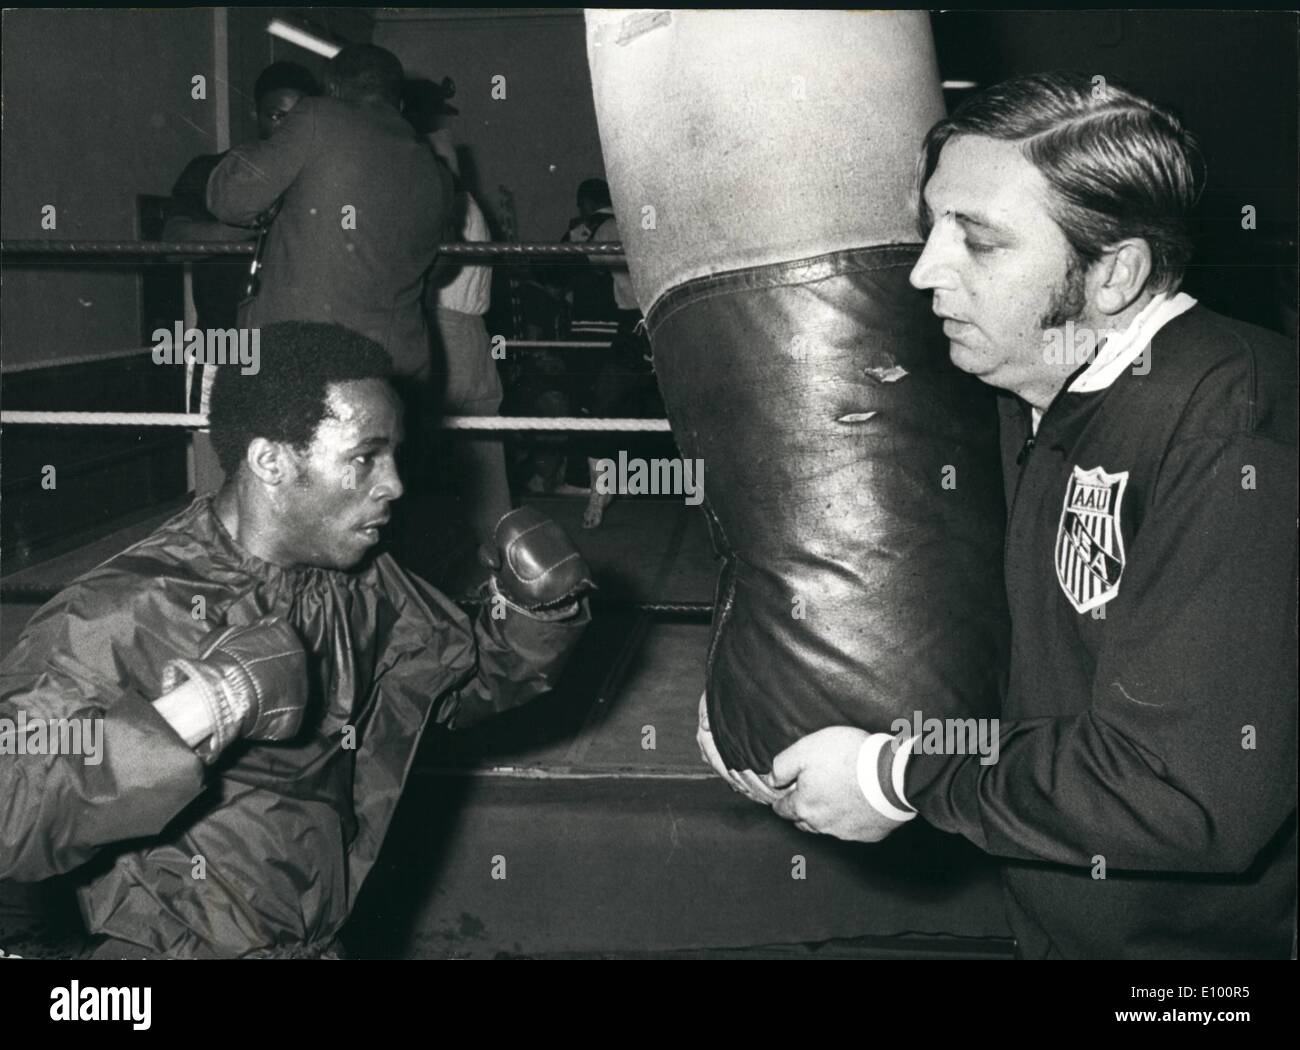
[587, 10, 1009, 774]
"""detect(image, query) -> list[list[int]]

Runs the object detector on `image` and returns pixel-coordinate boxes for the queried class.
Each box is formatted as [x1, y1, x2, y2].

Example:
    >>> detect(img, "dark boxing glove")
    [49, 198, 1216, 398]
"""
[161, 616, 308, 763]
[479, 507, 595, 614]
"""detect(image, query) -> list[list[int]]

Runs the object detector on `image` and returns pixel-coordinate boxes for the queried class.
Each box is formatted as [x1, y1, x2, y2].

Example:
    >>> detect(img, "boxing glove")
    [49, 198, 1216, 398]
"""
[479, 507, 595, 613]
[161, 616, 308, 763]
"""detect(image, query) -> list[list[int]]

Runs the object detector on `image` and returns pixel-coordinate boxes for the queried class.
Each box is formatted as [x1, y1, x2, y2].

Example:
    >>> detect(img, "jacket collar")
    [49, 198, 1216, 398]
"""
[1067, 290, 1198, 394]
[1030, 290, 1198, 433]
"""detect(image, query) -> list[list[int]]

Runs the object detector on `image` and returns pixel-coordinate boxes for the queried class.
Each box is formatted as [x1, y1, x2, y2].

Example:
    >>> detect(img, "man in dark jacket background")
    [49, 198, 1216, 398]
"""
[0, 322, 592, 958]
[163, 60, 321, 334]
[207, 45, 453, 382]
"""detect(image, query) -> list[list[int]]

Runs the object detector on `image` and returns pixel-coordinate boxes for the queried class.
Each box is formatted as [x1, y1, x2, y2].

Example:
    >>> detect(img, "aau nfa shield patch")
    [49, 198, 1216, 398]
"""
[1055, 464, 1129, 613]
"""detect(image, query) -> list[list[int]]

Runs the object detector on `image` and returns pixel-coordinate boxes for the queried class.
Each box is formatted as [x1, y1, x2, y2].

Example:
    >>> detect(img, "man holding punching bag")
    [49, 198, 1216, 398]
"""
[772, 73, 1297, 960]
[590, 11, 1295, 959]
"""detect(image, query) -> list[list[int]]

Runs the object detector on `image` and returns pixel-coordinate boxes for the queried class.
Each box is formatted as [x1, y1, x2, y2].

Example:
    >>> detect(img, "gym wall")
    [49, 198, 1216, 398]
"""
[0, 7, 375, 372]
[374, 9, 606, 243]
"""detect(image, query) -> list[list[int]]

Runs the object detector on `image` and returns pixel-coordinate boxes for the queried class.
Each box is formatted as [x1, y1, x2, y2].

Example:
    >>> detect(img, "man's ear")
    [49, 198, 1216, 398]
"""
[1093, 239, 1154, 316]
[245, 437, 291, 485]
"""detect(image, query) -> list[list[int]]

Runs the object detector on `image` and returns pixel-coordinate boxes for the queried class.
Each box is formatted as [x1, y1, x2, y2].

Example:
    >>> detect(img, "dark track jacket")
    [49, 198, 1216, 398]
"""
[907, 303, 1298, 959]
[0, 497, 588, 957]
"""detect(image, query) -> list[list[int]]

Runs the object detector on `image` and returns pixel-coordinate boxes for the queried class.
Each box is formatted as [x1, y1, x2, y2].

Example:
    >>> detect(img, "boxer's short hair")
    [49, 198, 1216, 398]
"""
[254, 61, 320, 105]
[914, 71, 1205, 293]
[209, 322, 394, 475]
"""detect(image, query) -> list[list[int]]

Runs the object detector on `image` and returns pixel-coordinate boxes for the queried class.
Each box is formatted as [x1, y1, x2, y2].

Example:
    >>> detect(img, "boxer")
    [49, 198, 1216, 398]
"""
[0, 321, 593, 958]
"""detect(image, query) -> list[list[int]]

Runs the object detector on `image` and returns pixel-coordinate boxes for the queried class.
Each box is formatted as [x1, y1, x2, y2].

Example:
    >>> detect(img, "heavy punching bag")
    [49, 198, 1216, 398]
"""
[586, 10, 1010, 776]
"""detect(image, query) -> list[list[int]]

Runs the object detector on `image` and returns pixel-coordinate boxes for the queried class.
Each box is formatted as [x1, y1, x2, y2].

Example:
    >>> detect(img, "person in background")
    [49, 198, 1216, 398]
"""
[164, 61, 322, 330]
[561, 178, 622, 336]
[207, 44, 454, 383]
[162, 60, 320, 492]
[512, 181, 620, 499]
[566, 182, 663, 529]
[424, 133, 513, 554]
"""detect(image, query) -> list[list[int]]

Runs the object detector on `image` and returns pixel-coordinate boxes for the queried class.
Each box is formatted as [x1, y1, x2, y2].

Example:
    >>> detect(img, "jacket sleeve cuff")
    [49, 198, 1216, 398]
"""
[856, 732, 918, 823]
[486, 576, 583, 622]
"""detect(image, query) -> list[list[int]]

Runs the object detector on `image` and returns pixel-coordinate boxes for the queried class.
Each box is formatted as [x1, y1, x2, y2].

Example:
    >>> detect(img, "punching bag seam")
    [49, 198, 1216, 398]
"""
[645, 244, 925, 335]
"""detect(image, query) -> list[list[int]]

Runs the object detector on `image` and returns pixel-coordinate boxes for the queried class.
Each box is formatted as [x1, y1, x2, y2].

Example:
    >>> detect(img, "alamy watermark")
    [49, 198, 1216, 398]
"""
[152, 323, 260, 375]
[0, 712, 103, 765]
[1042, 320, 1150, 376]
[592, 451, 704, 506]
[891, 712, 1000, 766]
[50, 981, 150, 1029]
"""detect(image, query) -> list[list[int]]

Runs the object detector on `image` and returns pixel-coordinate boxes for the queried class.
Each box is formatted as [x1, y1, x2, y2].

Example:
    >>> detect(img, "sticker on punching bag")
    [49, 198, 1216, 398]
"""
[1056, 465, 1129, 614]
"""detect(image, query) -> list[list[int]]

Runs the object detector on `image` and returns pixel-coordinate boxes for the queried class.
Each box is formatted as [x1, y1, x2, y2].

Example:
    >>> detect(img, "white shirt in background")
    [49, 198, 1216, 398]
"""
[571, 206, 638, 312]
[436, 192, 492, 316]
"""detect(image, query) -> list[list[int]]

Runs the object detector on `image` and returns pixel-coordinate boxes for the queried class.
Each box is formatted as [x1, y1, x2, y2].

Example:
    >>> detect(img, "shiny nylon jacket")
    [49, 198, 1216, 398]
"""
[0, 497, 588, 957]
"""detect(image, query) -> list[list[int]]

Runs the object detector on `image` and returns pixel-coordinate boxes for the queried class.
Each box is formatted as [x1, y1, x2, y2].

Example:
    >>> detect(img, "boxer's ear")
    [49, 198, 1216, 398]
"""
[246, 437, 289, 486]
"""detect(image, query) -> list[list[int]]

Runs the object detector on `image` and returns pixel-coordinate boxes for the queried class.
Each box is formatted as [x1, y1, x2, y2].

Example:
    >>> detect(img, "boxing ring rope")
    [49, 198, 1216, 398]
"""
[0, 341, 611, 377]
[0, 238, 645, 429]
[0, 412, 671, 430]
[1, 240, 624, 259]
[1, 237, 700, 617]
[2, 412, 206, 427]
[507, 340, 613, 349]
[0, 345, 163, 374]
[0, 577, 711, 617]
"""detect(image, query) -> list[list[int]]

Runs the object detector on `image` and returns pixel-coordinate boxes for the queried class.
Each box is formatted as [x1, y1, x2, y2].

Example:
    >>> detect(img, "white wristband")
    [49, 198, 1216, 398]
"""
[891, 732, 920, 812]
[856, 733, 917, 823]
